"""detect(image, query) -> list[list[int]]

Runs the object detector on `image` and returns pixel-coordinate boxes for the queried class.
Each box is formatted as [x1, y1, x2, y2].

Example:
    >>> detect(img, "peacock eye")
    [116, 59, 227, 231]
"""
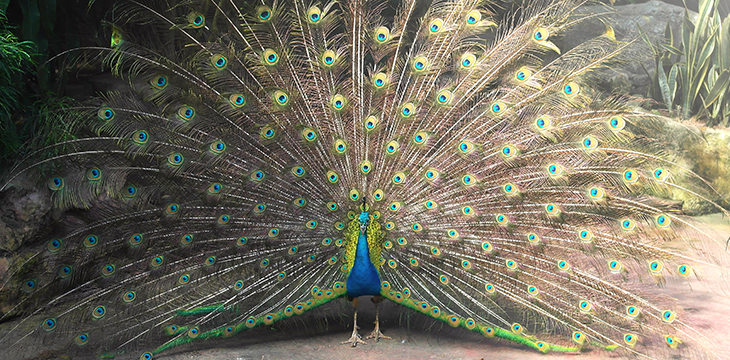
[460, 53, 476, 68]
[211, 55, 227, 69]
[307, 6, 322, 23]
[534, 28, 548, 41]
[331, 95, 346, 110]
[429, 18, 443, 33]
[98, 107, 115, 121]
[375, 26, 390, 43]
[401, 103, 415, 117]
[257, 6, 272, 21]
[413, 56, 428, 71]
[152, 75, 167, 88]
[188, 12, 206, 28]
[466, 10, 481, 25]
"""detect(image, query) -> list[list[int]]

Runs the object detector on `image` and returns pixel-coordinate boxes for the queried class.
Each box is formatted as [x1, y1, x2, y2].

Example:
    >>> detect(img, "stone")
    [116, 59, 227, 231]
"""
[0, 184, 53, 253]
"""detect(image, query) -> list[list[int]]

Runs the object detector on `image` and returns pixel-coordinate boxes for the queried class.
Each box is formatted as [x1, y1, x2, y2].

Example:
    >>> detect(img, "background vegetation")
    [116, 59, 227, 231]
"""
[0, 0, 114, 165]
[642, 0, 730, 126]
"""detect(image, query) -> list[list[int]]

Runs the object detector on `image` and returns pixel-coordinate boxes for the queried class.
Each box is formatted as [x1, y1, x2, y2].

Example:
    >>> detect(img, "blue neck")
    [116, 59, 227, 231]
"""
[345, 214, 382, 298]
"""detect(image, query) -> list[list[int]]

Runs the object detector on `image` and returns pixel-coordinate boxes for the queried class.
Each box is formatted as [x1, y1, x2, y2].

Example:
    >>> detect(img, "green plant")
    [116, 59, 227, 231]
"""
[0, 10, 34, 158]
[0, 0, 99, 163]
[641, 22, 680, 115]
[642, 0, 730, 126]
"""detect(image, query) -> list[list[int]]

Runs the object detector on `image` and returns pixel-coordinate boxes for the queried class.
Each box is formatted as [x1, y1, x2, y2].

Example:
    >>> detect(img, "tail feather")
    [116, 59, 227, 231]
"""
[1, 0, 728, 359]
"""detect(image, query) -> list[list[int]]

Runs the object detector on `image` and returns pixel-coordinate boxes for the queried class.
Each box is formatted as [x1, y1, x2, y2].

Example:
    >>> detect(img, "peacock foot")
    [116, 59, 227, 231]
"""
[365, 327, 391, 342]
[341, 329, 367, 347]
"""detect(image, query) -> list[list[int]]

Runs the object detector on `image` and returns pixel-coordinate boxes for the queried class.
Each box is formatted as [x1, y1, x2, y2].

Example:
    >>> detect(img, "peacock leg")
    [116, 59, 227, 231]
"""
[366, 296, 392, 342]
[341, 297, 367, 347]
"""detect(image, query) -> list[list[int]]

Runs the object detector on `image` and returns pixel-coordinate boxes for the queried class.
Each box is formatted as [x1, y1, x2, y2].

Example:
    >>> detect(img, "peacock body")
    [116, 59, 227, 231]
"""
[1, 0, 729, 359]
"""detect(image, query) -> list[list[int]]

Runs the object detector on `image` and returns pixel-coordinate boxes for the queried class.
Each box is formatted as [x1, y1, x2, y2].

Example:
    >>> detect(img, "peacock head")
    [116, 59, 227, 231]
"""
[359, 197, 369, 234]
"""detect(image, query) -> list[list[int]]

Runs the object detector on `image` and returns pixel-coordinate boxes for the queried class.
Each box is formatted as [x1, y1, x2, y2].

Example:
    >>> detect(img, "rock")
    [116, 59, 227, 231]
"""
[560, 0, 694, 96]
[0, 185, 53, 253]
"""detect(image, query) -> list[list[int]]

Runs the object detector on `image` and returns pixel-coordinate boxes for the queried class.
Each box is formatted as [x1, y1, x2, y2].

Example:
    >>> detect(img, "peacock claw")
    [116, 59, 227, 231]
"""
[365, 328, 391, 342]
[366, 297, 391, 342]
[341, 331, 367, 347]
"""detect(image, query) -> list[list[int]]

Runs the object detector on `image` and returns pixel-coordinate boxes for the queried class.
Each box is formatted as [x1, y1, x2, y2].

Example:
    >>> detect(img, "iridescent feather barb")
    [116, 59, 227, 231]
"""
[1, 0, 729, 359]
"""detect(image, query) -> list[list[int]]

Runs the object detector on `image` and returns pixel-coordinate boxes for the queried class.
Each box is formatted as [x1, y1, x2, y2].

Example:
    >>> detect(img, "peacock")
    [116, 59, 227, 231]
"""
[1, 0, 729, 359]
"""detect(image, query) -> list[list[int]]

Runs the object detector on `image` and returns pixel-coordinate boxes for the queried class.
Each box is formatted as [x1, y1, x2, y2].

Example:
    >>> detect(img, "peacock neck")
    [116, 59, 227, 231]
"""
[345, 212, 382, 298]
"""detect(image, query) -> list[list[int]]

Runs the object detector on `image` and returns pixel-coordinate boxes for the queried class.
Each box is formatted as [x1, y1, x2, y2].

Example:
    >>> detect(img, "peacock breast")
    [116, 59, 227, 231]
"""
[344, 214, 384, 297]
